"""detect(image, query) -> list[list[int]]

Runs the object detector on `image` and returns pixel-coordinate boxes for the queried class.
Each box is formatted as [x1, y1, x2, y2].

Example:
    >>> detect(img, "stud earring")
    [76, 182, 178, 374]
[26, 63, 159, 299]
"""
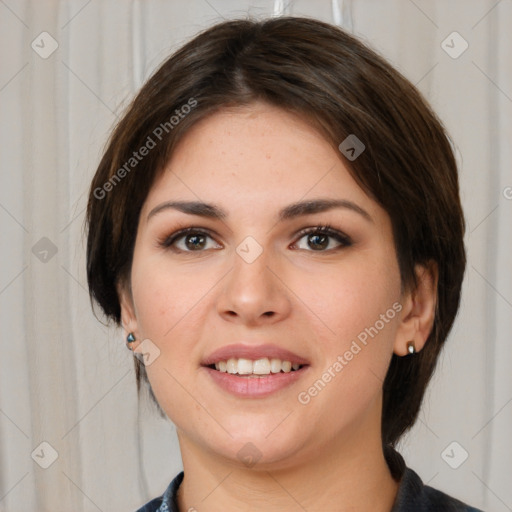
[406, 340, 416, 355]
[126, 332, 136, 349]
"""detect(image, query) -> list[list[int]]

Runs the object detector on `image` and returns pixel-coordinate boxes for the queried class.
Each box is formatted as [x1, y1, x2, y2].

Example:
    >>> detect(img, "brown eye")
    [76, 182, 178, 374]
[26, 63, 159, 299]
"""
[292, 225, 352, 252]
[158, 228, 221, 252]
[183, 233, 207, 250]
[306, 232, 329, 250]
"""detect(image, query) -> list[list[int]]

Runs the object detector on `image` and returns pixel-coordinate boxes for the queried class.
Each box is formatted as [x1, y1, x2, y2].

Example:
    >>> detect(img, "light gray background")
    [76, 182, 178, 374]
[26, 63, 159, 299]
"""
[0, 0, 511, 511]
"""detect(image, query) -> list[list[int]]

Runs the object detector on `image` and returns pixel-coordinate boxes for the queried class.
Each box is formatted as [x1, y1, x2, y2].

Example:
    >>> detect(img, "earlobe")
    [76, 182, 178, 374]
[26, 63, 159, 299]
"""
[406, 340, 416, 355]
[393, 261, 438, 356]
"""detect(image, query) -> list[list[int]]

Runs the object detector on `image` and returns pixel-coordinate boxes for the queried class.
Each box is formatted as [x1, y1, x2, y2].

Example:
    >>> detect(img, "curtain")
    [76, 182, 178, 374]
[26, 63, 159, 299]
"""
[0, 1, 510, 510]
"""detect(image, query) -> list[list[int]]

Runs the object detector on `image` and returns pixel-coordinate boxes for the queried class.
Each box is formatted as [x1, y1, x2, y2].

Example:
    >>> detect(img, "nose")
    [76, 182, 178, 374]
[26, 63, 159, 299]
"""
[216, 243, 292, 326]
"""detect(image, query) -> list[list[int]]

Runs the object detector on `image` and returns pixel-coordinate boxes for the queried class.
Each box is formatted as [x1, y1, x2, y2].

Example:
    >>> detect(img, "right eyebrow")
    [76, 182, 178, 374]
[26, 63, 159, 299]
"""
[147, 201, 227, 222]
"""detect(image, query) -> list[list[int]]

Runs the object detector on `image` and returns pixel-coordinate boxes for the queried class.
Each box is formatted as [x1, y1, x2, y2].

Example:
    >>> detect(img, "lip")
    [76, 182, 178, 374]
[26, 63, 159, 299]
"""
[201, 343, 310, 366]
[201, 365, 311, 398]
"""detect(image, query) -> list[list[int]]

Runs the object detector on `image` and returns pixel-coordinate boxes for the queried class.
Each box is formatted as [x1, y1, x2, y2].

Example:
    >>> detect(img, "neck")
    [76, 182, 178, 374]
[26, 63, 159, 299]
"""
[175, 402, 400, 512]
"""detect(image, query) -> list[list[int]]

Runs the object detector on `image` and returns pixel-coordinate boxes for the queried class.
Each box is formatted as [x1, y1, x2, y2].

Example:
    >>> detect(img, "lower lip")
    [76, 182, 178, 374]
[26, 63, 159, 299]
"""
[202, 366, 310, 398]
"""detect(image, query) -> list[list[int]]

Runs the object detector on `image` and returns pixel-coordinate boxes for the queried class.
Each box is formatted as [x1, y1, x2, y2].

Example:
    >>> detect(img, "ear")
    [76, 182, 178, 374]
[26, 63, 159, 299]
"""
[117, 279, 140, 348]
[393, 261, 438, 356]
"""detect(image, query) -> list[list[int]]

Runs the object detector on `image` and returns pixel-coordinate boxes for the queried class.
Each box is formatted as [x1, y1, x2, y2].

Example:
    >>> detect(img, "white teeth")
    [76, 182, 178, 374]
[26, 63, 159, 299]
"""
[212, 357, 303, 375]
[226, 358, 237, 374]
[237, 358, 254, 375]
[270, 358, 282, 373]
[253, 358, 270, 375]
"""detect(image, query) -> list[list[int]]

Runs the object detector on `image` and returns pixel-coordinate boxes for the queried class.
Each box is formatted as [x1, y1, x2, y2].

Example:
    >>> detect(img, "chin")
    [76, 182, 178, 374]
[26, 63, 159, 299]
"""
[206, 426, 310, 470]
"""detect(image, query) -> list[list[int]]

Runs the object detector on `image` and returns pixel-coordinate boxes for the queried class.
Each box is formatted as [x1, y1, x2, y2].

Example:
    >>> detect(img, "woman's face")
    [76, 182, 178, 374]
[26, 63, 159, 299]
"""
[121, 102, 410, 468]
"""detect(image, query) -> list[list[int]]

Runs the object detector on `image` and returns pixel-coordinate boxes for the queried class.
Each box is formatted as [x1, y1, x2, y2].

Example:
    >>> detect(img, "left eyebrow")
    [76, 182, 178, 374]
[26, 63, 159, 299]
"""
[147, 201, 228, 222]
[146, 198, 373, 223]
[278, 198, 373, 223]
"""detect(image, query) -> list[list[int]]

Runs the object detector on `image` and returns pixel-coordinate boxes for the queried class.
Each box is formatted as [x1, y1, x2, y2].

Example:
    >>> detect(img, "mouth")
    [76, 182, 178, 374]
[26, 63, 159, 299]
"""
[200, 344, 311, 396]
[201, 343, 310, 399]
[201, 361, 310, 398]
[203, 357, 309, 377]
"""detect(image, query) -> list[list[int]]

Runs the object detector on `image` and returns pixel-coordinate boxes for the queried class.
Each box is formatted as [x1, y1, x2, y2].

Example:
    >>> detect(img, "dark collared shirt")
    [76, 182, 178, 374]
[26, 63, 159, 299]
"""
[135, 447, 484, 511]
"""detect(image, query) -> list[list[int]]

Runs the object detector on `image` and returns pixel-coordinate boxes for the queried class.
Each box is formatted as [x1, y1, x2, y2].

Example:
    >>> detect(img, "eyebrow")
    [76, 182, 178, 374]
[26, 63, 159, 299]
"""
[147, 198, 373, 223]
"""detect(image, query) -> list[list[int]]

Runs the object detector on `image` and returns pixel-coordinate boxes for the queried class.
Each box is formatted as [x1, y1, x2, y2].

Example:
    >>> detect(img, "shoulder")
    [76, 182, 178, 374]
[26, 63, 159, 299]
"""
[134, 471, 184, 512]
[393, 466, 485, 512]
[134, 496, 163, 512]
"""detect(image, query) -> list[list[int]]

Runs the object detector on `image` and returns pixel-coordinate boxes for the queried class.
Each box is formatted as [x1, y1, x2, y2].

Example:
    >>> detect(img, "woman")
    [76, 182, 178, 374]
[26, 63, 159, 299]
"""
[86, 16, 484, 512]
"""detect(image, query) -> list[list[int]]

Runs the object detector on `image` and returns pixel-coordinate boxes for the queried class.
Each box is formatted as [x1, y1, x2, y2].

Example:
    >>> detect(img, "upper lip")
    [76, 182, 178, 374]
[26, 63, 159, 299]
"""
[201, 343, 310, 366]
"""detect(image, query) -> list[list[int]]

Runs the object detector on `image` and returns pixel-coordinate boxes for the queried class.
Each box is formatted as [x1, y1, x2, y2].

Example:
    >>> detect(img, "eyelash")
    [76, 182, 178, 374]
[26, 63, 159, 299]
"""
[157, 224, 352, 253]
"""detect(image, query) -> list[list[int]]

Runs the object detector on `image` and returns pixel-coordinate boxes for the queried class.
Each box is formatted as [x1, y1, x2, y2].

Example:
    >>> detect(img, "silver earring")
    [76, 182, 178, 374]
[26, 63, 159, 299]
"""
[406, 340, 416, 355]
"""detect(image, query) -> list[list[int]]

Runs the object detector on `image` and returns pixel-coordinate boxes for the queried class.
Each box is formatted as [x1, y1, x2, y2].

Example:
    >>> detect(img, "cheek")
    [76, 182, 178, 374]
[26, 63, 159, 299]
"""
[130, 251, 204, 337]
[297, 251, 400, 341]
[334, 271, 398, 340]
[293, 250, 401, 401]
[131, 277, 171, 337]
[294, 272, 399, 433]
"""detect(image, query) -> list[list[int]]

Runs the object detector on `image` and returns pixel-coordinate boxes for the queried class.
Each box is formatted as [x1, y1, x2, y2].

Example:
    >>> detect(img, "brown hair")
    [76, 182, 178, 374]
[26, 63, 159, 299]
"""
[85, 16, 466, 448]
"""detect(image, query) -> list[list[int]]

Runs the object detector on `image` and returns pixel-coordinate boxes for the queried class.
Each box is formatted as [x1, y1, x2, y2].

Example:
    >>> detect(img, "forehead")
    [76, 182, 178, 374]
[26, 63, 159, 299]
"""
[169, 102, 333, 174]
[141, 102, 378, 222]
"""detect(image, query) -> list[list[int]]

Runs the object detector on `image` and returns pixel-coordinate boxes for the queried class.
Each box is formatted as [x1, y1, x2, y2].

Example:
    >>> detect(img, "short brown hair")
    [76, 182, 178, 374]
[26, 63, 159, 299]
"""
[86, 16, 466, 448]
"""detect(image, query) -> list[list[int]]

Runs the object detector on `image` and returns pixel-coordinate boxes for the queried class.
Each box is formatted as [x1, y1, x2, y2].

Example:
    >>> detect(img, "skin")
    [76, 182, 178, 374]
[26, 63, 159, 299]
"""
[119, 101, 438, 511]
